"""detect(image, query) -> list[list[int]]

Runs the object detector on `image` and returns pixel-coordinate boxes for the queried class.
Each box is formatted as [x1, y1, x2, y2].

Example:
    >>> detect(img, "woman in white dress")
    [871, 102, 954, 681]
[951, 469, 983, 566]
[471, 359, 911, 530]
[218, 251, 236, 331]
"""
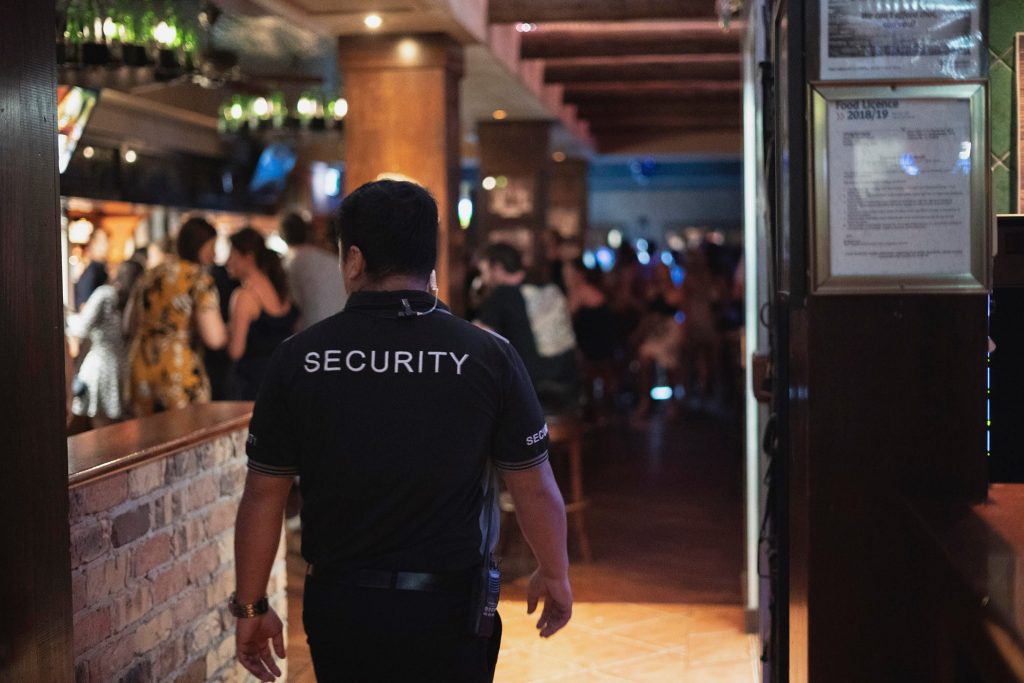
[67, 261, 143, 427]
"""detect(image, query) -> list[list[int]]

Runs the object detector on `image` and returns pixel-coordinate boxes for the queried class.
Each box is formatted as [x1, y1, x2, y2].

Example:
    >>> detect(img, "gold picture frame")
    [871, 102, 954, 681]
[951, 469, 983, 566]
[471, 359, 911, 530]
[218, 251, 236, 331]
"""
[809, 81, 989, 294]
[1016, 34, 1024, 214]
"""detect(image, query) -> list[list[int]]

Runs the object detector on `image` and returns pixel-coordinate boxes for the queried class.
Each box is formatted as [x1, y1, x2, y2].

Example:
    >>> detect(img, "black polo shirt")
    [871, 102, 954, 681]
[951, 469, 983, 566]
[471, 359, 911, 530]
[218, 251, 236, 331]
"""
[246, 289, 550, 574]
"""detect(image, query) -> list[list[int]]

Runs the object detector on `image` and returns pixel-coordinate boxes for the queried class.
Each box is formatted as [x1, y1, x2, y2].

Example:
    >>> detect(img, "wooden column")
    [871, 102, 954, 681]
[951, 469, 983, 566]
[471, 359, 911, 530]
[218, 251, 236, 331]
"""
[338, 35, 465, 313]
[0, 1, 74, 680]
[477, 120, 553, 275]
[546, 157, 589, 247]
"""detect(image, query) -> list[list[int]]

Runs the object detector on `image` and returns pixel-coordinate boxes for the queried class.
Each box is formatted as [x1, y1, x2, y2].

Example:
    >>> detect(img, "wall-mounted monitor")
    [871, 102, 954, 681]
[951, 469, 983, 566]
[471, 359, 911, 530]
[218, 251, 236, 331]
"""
[57, 86, 99, 174]
[248, 142, 297, 200]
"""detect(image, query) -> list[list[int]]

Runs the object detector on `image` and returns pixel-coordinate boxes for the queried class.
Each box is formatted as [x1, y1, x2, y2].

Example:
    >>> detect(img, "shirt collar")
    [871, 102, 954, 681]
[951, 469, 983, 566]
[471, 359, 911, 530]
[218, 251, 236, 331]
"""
[344, 289, 449, 316]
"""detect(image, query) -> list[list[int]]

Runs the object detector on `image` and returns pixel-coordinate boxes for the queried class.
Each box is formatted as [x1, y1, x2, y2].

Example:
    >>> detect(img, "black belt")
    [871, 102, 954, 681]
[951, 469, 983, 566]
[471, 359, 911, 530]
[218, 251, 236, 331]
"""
[306, 566, 472, 594]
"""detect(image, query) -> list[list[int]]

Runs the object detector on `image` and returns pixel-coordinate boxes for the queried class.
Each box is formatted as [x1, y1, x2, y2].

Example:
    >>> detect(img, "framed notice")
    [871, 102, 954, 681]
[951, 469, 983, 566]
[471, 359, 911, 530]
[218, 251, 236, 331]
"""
[819, 0, 981, 81]
[810, 82, 988, 294]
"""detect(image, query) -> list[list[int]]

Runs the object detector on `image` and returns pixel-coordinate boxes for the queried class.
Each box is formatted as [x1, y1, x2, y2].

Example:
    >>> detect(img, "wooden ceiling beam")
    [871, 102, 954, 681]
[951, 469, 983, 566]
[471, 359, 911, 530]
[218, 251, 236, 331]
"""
[520, 21, 742, 59]
[490, 0, 714, 23]
[544, 54, 741, 83]
[574, 99, 739, 119]
[585, 113, 742, 129]
[562, 80, 741, 103]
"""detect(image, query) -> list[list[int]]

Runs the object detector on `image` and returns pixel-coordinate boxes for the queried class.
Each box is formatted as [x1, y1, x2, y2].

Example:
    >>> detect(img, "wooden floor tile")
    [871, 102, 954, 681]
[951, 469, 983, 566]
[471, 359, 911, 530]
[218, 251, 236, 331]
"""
[600, 647, 688, 681]
[686, 630, 754, 667]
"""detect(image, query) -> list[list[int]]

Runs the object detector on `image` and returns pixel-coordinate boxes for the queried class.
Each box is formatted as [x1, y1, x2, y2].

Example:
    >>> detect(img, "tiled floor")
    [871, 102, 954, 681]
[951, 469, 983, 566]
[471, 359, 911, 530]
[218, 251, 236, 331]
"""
[286, 412, 758, 682]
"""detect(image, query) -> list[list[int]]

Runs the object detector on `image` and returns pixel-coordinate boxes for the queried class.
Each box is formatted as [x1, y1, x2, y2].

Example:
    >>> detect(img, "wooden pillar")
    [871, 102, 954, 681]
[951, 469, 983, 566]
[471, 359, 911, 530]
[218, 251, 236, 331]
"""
[477, 120, 552, 275]
[0, 1, 74, 680]
[546, 157, 589, 247]
[338, 35, 465, 313]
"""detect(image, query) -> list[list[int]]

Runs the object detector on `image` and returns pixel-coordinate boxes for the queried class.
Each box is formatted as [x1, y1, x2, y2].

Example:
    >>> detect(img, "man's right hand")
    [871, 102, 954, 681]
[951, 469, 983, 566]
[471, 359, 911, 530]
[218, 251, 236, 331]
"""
[526, 569, 573, 637]
[236, 607, 286, 681]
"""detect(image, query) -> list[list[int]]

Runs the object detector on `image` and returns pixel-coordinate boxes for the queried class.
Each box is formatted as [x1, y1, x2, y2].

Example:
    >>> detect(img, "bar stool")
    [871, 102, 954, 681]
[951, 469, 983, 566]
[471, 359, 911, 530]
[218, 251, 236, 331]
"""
[499, 412, 592, 563]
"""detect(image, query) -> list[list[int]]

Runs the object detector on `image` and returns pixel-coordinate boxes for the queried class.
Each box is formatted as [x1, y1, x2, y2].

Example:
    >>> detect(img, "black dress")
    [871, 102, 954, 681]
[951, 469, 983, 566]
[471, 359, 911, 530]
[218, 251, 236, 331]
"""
[229, 306, 300, 400]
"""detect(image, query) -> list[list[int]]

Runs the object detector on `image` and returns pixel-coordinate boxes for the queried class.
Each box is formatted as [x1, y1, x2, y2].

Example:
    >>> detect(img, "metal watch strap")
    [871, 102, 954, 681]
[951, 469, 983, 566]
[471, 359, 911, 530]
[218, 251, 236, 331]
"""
[229, 592, 269, 618]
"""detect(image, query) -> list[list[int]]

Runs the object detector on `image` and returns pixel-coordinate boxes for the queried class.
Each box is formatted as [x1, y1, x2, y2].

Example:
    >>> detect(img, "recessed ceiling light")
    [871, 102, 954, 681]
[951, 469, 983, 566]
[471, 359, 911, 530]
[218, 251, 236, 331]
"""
[364, 14, 383, 30]
[481, 176, 497, 190]
[492, 109, 507, 120]
[82, 146, 95, 159]
[552, 151, 566, 162]
[124, 149, 137, 163]
[515, 23, 537, 33]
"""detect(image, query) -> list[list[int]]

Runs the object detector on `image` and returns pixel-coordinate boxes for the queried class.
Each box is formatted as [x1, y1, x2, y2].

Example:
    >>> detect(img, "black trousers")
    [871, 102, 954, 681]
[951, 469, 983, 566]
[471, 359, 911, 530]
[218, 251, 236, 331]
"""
[303, 574, 502, 682]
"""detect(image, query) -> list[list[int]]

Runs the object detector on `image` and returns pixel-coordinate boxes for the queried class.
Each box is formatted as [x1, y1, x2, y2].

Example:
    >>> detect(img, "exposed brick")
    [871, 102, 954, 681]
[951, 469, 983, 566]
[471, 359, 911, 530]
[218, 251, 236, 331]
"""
[186, 611, 223, 652]
[134, 610, 173, 655]
[70, 520, 109, 569]
[132, 531, 172, 578]
[174, 656, 207, 683]
[171, 589, 207, 626]
[120, 659, 152, 683]
[71, 571, 88, 614]
[205, 502, 237, 537]
[188, 544, 220, 583]
[214, 533, 234, 565]
[151, 563, 190, 605]
[88, 631, 135, 682]
[85, 553, 128, 605]
[111, 582, 153, 634]
[171, 517, 205, 556]
[111, 504, 150, 547]
[154, 635, 186, 680]
[219, 466, 246, 497]
[205, 569, 234, 608]
[152, 492, 173, 529]
[73, 605, 111, 657]
[196, 441, 218, 469]
[128, 461, 165, 497]
[166, 451, 198, 482]
[77, 473, 129, 515]
[188, 474, 219, 509]
[205, 634, 237, 681]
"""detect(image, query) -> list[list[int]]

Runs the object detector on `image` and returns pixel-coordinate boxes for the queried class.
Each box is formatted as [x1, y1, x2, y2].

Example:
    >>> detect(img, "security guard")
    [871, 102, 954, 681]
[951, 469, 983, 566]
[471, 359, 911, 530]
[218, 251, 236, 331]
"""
[232, 180, 573, 682]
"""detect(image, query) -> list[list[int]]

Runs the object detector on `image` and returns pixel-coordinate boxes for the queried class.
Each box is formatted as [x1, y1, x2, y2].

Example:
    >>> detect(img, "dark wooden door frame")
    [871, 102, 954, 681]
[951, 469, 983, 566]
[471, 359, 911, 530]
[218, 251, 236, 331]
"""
[0, 2, 75, 680]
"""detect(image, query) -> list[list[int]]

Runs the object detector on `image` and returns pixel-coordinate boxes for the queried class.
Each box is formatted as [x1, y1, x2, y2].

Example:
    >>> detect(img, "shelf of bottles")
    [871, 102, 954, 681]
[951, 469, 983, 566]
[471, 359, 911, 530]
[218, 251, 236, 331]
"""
[219, 92, 348, 135]
[58, 0, 199, 80]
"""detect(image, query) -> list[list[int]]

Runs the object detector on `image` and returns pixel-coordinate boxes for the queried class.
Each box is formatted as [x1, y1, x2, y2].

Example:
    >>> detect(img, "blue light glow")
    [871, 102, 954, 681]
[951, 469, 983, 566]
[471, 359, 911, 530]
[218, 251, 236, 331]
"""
[636, 238, 649, 252]
[582, 250, 596, 270]
[674, 311, 686, 324]
[595, 247, 615, 272]
[637, 251, 651, 265]
[899, 153, 920, 177]
[650, 386, 673, 401]
[671, 265, 685, 286]
[660, 251, 674, 266]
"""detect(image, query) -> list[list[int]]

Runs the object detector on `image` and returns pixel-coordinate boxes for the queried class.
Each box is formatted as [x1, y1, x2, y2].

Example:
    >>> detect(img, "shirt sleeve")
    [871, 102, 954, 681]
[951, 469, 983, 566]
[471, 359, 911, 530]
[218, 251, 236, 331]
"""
[491, 341, 550, 472]
[246, 347, 299, 477]
[193, 273, 220, 315]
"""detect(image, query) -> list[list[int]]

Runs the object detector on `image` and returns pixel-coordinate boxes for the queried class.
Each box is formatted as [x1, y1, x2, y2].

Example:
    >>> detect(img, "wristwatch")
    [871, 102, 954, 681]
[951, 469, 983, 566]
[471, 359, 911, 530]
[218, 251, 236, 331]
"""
[228, 592, 269, 618]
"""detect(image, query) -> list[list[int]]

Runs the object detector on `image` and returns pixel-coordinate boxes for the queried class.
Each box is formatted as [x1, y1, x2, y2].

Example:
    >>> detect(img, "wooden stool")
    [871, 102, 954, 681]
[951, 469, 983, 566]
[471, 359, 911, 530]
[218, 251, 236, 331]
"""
[498, 413, 592, 563]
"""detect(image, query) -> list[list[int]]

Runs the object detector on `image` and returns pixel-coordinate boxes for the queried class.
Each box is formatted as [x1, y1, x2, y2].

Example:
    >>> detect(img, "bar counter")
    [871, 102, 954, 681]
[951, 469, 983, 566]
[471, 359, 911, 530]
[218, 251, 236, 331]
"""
[68, 402, 287, 683]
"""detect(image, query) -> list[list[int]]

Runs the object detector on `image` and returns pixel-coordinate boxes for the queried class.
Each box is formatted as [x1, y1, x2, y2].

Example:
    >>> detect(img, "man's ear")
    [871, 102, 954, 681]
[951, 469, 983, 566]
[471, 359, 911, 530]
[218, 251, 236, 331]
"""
[343, 245, 365, 281]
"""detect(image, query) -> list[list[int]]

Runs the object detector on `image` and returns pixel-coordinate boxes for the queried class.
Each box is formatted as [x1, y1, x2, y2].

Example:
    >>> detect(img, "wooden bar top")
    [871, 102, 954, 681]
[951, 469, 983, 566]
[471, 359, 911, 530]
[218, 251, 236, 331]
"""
[68, 402, 253, 489]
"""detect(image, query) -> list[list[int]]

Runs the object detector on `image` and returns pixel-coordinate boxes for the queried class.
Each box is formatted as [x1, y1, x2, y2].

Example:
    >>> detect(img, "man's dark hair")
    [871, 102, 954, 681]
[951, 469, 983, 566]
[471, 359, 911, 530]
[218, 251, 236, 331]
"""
[333, 180, 438, 280]
[280, 212, 309, 246]
[484, 242, 524, 275]
[176, 217, 217, 263]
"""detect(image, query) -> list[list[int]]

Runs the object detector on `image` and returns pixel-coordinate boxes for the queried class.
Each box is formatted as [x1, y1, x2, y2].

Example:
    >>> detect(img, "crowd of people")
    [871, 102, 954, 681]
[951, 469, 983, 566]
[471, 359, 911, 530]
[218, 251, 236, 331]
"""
[67, 214, 742, 432]
[65, 212, 346, 431]
[470, 232, 744, 424]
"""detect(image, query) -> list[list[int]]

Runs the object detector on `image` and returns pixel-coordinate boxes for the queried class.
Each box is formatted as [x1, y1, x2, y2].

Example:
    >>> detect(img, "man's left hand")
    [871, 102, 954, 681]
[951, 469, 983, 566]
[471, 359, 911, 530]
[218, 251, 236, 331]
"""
[236, 607, 286, 681]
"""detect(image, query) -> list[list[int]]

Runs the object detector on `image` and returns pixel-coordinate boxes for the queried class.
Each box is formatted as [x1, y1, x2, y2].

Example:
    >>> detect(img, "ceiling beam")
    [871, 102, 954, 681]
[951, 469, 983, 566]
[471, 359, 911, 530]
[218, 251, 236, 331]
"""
[574, 99, 740, 119]
[489, 0, 714, 22]
[520, 21, 742, 59]
[544, 54, 741, 83]
[562, 80, 741, 103]
[584, 113, 741, 129]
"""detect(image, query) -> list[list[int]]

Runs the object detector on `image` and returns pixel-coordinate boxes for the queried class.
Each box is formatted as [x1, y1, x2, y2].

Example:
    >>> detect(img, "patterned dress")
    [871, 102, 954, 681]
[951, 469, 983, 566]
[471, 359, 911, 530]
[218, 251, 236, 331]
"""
[129, 258, 220, 416]
[67, 284, 126, 419]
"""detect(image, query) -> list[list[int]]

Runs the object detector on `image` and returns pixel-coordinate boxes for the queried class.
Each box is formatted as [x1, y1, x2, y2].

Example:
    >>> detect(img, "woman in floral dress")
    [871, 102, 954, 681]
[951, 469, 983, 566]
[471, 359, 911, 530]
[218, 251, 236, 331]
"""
[128, 218, 228, 416]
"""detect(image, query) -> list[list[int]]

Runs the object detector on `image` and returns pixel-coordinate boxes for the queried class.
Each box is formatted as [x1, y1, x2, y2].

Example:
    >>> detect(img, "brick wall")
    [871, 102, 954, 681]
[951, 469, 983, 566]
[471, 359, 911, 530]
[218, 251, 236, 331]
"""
[69, 430, 288, 683]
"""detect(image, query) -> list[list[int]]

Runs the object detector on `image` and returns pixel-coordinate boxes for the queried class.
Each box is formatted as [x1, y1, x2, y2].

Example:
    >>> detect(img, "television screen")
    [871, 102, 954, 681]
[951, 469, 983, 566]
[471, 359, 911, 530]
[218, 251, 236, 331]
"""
[57, 86, 99, 174]
[249, 142, 297, 196]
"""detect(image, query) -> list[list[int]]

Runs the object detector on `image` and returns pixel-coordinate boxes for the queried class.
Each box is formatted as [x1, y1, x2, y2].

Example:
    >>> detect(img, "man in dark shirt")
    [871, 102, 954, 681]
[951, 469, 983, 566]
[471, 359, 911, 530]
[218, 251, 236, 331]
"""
[477, 242, 579, 413]
[232, 180, 572, 682]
